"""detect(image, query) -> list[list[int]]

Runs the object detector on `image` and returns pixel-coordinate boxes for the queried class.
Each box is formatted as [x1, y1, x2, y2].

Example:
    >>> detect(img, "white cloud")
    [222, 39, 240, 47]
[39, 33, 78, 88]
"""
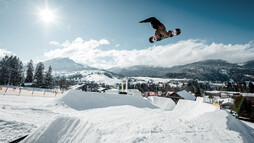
[0, 49, 13, 57]
[115, 44, 120, 48]
[44, 38, 254, 69]
[44, 37, 110, 64]
[99, 39, 110, 45]
[49, 41, 60, 46]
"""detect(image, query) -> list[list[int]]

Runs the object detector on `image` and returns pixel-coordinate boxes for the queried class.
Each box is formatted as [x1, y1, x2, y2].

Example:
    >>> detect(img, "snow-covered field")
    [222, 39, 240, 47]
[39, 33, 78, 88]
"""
[131, 77, 188, 87]
[0, 90, 254, 143]
[60, 70, 122, 86]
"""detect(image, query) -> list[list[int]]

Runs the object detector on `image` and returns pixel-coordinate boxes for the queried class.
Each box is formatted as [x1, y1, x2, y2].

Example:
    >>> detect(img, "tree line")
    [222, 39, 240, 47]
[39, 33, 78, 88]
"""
[127, 79, 254, 97]
[0, 55, 53, 88]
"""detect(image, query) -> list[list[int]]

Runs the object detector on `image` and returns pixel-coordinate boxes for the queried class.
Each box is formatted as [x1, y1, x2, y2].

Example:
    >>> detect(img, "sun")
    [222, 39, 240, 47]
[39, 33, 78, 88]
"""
[40, 8, 55, 23]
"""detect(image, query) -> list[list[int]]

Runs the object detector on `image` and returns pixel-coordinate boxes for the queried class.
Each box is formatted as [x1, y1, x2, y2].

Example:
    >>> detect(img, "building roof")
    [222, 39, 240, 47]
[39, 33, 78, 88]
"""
[24, 83, 33, 86]
[176, 90, 196, 101]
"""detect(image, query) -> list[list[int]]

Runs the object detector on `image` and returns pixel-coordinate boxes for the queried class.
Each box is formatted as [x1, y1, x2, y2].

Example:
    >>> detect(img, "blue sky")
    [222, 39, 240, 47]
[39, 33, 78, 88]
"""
[0, 0, 254, 69]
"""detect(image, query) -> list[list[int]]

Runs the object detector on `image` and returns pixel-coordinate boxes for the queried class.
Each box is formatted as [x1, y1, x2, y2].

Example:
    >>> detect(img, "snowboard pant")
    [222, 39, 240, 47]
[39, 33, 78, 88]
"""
[154, 25, 172, 39]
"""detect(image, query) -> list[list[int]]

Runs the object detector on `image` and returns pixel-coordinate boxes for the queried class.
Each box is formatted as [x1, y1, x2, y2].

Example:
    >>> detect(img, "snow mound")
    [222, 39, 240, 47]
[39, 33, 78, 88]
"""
[23, 101, 254, 143]
[22, 115, 99, 143]
[56, 90, 157, 110]
[196, 97, 204, 103]
[173, 99, 217, 119]
[148, 96, 175, 111]
[226, 114, 254, 142]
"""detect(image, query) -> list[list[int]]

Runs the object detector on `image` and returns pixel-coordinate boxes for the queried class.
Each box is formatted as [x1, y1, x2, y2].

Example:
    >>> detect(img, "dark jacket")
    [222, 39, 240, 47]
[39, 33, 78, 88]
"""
[141, 17, 163, 29]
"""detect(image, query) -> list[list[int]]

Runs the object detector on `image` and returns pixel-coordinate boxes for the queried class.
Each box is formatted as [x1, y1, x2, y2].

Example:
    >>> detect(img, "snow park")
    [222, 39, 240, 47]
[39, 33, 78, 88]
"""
[1, 85, 254, 143]
[1, 0, 254, 143]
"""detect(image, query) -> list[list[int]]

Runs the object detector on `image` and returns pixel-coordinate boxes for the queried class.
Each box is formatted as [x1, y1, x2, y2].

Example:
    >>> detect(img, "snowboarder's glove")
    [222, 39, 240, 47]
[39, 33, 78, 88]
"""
[139, 21, 143, 23]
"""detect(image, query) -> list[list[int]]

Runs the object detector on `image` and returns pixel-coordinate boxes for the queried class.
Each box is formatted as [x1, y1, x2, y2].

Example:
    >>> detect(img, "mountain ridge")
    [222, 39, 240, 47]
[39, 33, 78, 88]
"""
[43, 58, 96, 72]
[108, 59, 254, 82]
[43, 58, 254, 82]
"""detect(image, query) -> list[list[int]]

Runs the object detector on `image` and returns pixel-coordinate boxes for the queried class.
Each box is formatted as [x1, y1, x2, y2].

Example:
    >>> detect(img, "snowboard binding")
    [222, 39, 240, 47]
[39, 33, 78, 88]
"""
[149, 35, 163, 43]
[149, 28, 181, 43]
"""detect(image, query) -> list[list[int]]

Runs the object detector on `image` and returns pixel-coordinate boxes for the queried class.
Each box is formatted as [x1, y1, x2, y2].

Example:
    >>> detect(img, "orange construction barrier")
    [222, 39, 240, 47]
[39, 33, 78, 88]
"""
[150, 93, 156, 96]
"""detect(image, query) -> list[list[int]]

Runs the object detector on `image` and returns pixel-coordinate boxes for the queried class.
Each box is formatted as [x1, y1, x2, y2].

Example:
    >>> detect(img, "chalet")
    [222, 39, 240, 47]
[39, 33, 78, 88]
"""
[205, 91, 221, 97]
[168, 90, 196, 103]
[98, 87, 107, 93]
[23, 83, 35, 87]
[220, 98, 235, 110]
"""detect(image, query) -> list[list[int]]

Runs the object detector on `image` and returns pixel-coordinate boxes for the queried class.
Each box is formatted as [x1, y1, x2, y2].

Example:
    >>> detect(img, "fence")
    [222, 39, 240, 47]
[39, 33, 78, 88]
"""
[0, 86, 64, 97]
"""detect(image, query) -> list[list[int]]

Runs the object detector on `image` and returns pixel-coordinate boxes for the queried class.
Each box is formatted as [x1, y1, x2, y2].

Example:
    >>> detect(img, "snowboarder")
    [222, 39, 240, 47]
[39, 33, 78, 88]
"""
[139, 17, 181, 43]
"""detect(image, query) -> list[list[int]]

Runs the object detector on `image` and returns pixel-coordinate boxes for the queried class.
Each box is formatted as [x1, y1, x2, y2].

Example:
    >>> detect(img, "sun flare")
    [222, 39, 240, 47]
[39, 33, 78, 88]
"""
[40, 8, 55, 23]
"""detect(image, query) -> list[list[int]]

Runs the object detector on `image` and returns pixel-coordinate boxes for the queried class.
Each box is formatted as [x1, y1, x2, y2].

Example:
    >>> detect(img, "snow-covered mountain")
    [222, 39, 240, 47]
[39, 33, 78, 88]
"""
[43, 58, 95, 72]
[243, 60, 254, 69]
[42, 58, 123, 85]
[64, 70, 123, 86]
[43, 58, 254, 82]
[109, 59, 254, 82]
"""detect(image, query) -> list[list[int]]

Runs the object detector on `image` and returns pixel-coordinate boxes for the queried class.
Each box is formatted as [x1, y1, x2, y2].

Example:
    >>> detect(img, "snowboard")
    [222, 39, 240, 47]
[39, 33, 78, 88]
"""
[149, 28, 181, 43]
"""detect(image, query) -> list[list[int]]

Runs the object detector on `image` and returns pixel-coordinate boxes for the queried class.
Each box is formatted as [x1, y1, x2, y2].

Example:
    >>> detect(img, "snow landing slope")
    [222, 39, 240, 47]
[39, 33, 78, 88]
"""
[148, 96, 175, 111]
[56, 90, 157, 110]
[22, 90, 254, 143]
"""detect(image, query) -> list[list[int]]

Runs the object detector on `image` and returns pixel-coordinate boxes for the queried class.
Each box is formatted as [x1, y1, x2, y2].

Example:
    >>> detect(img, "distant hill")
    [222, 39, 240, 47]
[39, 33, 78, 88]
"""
[42, 58, 123, 85]
[243, 60, 254, 69]
[43, 58, 94, 72]
[42, 58, 254, 82]
[109, 59, 254, 82]
[109, 65, 170, 77]
[165, 60, 241, 81]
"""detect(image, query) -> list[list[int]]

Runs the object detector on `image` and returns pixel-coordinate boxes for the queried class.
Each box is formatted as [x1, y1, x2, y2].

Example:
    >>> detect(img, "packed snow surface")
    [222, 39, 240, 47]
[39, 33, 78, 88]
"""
[57, 90, 157, 110]
[148, 96, 175, 111]
[0, 89, 254, 143]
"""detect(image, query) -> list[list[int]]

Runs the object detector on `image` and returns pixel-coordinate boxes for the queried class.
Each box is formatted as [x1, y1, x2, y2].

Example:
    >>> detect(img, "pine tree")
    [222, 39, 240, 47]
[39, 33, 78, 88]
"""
[195, 86, 202, 97]
[249, 82, 254, 93]
[25, 60, 34, 83]
[17, 59, 23, 85]
[227, 82, 233, 91]
[0, 55, 23, 86]
[186, 82, 195, 93]
[0, 56, 11, 85]
[9, 56, 16, 85]
[45, 66, 53, 88]
[9, 56, 23, 86]
[34, 62, 45, 88]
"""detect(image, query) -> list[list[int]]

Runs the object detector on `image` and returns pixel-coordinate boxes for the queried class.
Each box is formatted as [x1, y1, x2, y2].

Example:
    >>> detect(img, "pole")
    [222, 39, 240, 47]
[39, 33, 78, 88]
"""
[125, 79, 128, 93]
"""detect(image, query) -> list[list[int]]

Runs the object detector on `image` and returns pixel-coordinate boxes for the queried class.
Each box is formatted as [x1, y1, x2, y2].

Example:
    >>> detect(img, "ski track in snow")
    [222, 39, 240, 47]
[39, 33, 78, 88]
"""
[0, 95, 60, 142]
[0, 90, 254, 143]
[0, 119, 35, 143]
